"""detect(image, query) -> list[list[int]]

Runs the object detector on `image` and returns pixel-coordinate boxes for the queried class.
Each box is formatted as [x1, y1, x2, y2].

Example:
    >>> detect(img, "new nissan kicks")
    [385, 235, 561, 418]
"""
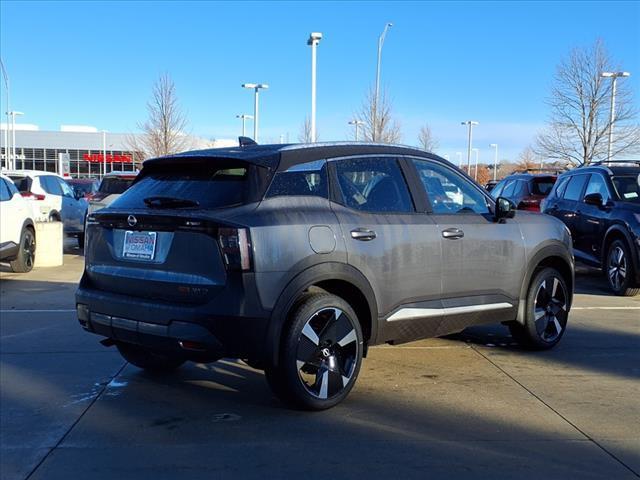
[76, 142, 574, 410]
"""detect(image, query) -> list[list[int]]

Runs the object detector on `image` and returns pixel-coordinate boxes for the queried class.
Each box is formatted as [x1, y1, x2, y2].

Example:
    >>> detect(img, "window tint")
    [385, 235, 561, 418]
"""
[563, 174, 588, 201]
[112, 165, 254, 210]
[612, 175, 640, 203]
[8, 175, 32, 192]
[412, 159, 490, 214]
[553, 176, 570, 198]
[335, 157, 414, 213]
[266, 160, 327, 198]
[0, 179, 10, 201]
[532, 178, 556, 195]
[41, 176, 62, 195]
[99, 176, 136, 194]
[514, 180, 529, 197]
[584, 174, 610, 202]
[58, 178, 75, 197]
[502, 180, 516, 198]
[491, 179, 506, 198]
[5, 179, 18, 196]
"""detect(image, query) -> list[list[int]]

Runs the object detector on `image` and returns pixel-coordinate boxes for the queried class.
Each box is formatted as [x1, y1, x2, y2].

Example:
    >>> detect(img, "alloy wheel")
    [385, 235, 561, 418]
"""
[22, 231, 35, 269]
[608, 246, 627, 292]
[296, 307, 359, 400]
[533, 275, 568, 342]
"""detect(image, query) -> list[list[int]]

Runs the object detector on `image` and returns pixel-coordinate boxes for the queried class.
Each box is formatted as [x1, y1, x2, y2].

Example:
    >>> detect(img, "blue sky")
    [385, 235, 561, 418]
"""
[1, 0, 639, 162]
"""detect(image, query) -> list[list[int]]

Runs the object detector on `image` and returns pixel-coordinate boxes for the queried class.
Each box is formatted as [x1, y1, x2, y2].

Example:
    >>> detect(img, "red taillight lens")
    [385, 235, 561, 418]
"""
[218, 227, 252, 271]
[21, 192, 46, 201]
[518, 199, 541, 211]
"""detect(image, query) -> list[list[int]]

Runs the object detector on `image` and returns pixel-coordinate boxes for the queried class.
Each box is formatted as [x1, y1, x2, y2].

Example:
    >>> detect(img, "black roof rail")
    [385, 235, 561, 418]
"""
[238, 136, 258, 147]
[587, 159, 640, 167]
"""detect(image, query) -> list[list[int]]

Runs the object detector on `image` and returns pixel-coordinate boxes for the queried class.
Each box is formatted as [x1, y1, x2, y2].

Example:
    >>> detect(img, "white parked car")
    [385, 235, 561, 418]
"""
[4, 170, 88, 247]
[0, 173, 36, 272]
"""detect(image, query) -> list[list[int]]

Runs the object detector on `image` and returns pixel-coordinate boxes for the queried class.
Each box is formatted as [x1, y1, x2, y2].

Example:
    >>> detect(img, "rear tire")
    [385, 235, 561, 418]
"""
[10, 226, 36, 273]
[265, 293, 363, 410]
[117, 343, 185, 372]
[509, 267, 569, 350]
[77, 233, 85, 249]
[606, 240, 639, 296]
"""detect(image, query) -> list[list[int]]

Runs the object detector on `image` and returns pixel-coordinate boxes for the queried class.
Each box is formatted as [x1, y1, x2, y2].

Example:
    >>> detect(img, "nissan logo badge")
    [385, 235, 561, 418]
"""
[127, 215, 137, 227]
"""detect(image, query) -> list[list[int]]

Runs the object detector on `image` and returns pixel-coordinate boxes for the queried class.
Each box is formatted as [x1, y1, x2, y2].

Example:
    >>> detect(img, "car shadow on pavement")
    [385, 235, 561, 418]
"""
[574, 265, 615, 296]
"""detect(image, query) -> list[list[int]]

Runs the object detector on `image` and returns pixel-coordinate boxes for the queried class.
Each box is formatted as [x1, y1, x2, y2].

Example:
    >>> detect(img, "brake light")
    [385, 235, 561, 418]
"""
[218, 227, 252, 271]
[21, 192, 46, 201]
[518, 199, 541, 211]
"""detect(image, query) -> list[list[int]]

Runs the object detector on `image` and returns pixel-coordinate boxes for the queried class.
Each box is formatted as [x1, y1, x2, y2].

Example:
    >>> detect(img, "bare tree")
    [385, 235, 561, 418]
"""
[535, 39, 640, 165]
[516, 146, 540, 171]
[417, 124, 439, 152]
[298, 117, 313, 143]
[358, 88, 402, 143]
[135, 73, 190, 159]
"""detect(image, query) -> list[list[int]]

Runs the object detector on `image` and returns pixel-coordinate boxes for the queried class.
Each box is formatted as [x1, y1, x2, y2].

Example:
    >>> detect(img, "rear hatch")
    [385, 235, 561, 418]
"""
[90, 174, 137, 207]
[84, 158, 270, 304]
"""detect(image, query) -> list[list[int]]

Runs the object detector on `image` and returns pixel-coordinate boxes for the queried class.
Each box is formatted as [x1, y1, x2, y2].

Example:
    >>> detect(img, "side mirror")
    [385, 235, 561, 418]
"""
[583, 192, 604, 207]
[494, 196, 516, 222]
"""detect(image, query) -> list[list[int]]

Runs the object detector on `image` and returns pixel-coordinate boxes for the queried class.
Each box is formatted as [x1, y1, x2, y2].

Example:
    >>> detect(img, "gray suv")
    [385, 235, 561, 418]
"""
[76, 142, 574, 410]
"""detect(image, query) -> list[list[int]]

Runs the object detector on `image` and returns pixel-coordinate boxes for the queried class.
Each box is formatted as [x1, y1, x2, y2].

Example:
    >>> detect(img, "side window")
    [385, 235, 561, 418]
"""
[335, 157, 414, 213]
[491, 180, 506, 198]
[553, 176, 570, 198]
[0, 179, 10, 202]
[411, 159, 490, 215]
[41, 176, 62, 195]
[564, 174, 589, 201]
[514, 180, 529, 197]
[266, 160, 327, 199]
[502, 180, 517, 198]
[584, 174, 610, 202]
[58, 178, 75, 198]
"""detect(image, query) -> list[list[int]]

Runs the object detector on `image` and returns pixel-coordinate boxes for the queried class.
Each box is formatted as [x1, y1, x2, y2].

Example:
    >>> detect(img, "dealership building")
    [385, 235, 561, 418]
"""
[0, 124, 234, 177]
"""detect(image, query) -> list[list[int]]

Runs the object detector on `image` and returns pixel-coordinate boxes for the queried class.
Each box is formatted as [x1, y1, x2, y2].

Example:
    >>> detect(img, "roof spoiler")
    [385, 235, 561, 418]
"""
[239, 136, 258, 148]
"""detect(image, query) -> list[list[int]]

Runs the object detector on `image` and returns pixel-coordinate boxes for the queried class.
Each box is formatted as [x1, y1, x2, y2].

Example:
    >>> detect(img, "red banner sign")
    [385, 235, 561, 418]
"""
[83, 153, 133, 163]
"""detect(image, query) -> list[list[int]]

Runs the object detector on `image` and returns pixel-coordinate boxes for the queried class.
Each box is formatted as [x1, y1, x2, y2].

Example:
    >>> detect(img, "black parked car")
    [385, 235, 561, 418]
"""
[491, 173, 557, 212]
[542, 161, 640, 296]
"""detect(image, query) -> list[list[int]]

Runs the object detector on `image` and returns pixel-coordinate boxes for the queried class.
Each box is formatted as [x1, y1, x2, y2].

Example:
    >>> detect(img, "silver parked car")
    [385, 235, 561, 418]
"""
[76, 142, 574, 410]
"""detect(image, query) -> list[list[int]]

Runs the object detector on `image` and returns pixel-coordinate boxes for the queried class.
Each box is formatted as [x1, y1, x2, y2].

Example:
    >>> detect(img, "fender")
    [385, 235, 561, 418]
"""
[515, 241, 574, 325]
[601, 224, 638, 272]
[21, 217, 35, 231]
[264, 262, 378, 367]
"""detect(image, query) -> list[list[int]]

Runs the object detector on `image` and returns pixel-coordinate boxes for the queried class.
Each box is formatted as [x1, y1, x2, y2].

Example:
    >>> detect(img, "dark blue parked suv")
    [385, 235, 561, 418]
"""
[542, 161, 640, 296]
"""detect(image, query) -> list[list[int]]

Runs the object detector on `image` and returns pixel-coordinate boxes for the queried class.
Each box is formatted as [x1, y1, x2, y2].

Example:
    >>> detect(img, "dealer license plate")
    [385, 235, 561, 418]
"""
[122, 231, 157, 260]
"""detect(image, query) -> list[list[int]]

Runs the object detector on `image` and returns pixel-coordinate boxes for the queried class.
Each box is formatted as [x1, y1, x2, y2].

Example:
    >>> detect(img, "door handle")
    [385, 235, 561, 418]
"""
[350, 228, 377, 241]
[441, 228, 464, 239]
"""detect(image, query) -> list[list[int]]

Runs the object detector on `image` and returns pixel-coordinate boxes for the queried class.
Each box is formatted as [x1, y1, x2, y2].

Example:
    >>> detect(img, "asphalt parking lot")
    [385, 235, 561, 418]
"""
[1, 244, 639, 480]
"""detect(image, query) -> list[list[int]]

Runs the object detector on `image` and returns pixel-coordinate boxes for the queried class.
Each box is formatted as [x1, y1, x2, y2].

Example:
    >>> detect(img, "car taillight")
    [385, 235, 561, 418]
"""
[21, 192, 46, 201]
[218, 227, 252, 271]
[518, 199, 541, 212]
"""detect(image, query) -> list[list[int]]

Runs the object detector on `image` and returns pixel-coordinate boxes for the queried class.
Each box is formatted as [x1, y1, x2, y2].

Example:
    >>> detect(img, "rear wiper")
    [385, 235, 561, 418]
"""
[143, 196, 200, 209]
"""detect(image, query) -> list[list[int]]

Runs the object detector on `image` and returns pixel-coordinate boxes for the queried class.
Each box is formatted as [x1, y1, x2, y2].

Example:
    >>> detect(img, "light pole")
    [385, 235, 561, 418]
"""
[9, 111, 23, 169]
[472, 148, 479, 181]
[456, 152, 462, 168]
[601, 71, 631, 162]
[102, 131, 107, 178]
[461, 121, 478, 175]
[236, 114, 253, 137]
[308, 32, 322, 143]
[348, 119, 365, 141]
[242, 83, 269, 143]
[490, 143, 498, 180]
[0, 59, 9, 169]
[374, 22, 393, 141]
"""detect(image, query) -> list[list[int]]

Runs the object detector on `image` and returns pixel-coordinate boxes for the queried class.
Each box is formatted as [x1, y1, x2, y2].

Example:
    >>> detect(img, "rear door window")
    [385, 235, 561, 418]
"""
[553, 176, 570, 199]
[266, 160, 327, 198]
[8, 175, 31, 192]
[563, 174, 589, 201]
[41, 176, 62, 195]
[334, 157, 414, 213]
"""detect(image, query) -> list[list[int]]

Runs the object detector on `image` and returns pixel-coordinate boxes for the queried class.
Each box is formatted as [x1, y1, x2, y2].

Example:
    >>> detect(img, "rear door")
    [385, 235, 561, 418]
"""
[575, 173, 612, 265]
[555, 174, 589, 256]
[409, 158, 525, 335]
[330, 156, 443, 343]
[55, 176, 85, 232]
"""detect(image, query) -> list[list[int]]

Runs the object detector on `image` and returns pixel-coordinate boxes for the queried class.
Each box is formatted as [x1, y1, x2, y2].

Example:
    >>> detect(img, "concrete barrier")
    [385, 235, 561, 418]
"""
[34, 221, 64, 268]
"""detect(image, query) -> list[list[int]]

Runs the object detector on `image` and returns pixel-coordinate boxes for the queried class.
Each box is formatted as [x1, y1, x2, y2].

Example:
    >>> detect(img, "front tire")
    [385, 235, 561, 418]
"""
[265, 293, 363, 410]
[606, 240, 639, 296]
[10, 226, 36, 273]
[117, 343, 185, 372]
[509, 267, 569, 350]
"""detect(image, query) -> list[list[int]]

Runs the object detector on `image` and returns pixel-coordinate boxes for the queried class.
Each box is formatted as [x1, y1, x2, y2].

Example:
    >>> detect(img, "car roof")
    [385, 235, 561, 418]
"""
[103, 171, 138, 177]
[2, 169, 64, 178]
[66, 177, 98, 183]
[562, 164, 640, 177]
[144, 142, 437, 171]
[501, 173, 557, 180]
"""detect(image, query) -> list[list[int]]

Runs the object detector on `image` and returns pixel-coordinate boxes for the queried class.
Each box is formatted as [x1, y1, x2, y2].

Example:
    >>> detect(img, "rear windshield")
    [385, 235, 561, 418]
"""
[8, 175, 32, 192]
[110, 165, 255, 210]
[99, 177, 136, 194]
[532, 178, 556, 195]
[612, 175, 640, 203]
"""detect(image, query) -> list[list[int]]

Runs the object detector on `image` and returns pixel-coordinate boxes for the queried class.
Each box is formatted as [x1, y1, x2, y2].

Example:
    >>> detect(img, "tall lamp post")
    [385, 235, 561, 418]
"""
[242, 83, 269, 143]
[348, 119, 365, 141]
[236, 114, 253, 137]
[456, 152, 462, 169]
[490, 143, 498, 180]
[472, 148, 479, 181]
[308, 32, 322, 143]
[0, 59, 9, 170]
[374, 22, 393, 141]
[601, 71, 631, 162]
[461, 121, 478, 175]
[9, 110, 23, 169]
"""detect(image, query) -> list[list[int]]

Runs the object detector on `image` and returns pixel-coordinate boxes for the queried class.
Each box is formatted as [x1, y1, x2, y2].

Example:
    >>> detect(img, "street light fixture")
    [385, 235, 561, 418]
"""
[235, 114, 254, 137]
[9, 110, 23, 169]
[348, 119, 365, 141]
[374, 22, 393, 141]
[307, 32, 322, 143]
[242, 83, 269, 143]
[601, 71, 631, 162]
[490, 143, 498, 181]
[461, 121, 479, 175]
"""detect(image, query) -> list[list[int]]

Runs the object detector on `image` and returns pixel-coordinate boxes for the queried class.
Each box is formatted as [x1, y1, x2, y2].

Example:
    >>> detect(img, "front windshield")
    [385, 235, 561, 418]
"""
[612, 175, 640, 203]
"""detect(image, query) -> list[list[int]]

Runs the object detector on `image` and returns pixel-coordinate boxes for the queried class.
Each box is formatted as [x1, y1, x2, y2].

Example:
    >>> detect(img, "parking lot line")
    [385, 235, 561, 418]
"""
[0, 309, 77, 313]
[572, 306, 640, 310]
